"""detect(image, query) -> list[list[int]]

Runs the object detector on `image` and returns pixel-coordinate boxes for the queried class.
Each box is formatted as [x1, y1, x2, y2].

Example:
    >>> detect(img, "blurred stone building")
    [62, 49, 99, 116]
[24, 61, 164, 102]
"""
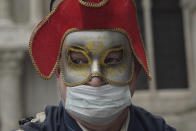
[0, 0, 196, 131]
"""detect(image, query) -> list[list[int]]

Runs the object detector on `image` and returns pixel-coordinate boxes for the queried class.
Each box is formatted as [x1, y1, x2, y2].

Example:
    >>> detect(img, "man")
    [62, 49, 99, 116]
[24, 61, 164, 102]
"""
[15, 0, 176, 130]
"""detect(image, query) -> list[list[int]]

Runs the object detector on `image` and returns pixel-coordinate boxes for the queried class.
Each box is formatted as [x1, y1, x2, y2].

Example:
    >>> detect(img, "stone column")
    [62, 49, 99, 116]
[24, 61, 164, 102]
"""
[181, 0, 195, 91]
[29, 0, 43, 24]
[181, 0, 196, 100]
[0, 50, 24, 131]
[142, 0, 157, 93]
[191, 8, 196, 100]
[0, 0, 12, 25]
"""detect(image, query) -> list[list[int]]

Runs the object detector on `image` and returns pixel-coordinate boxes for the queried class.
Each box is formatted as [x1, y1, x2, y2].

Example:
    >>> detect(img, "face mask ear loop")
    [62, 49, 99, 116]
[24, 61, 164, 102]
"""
[56, 80, 63, 104]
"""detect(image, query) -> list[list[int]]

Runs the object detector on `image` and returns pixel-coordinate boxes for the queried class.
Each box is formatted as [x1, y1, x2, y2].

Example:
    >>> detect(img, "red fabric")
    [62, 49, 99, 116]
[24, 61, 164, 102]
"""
[85, 0, 104, 4]
[31, 0, 149, 78]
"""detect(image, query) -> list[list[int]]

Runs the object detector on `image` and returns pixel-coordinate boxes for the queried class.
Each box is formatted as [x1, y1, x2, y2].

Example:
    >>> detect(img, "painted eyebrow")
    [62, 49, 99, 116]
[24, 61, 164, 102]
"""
[109, 45, 123, 49]
[70, 45, 86, 51]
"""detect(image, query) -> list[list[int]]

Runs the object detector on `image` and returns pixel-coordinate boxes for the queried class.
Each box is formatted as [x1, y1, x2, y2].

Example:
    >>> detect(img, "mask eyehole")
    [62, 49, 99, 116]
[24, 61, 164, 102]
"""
[104, 49, 123, 65]
[69, 51, 89, 65]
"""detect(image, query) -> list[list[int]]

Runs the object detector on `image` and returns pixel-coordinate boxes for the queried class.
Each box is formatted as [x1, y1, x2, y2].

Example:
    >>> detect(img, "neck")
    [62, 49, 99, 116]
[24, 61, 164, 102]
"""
[67, 108, 129, 131]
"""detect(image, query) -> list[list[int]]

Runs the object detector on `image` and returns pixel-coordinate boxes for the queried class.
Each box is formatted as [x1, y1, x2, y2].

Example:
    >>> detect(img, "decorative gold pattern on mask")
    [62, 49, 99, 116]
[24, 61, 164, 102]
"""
[85, 41, 104, 54]
[104, 63, 128, 76]
[67, 64, 89, 77]
[104, 68, 117, 76]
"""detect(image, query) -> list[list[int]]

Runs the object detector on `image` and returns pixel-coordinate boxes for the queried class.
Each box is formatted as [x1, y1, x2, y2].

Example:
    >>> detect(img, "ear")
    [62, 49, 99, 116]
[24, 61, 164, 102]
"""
[55, 67, 67, 106]
[130, 59, 142, 97]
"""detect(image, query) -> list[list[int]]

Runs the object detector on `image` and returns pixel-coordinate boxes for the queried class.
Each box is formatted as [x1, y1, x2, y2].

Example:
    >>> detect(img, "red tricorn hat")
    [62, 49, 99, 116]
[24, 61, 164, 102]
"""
[29, 0, 150, 79]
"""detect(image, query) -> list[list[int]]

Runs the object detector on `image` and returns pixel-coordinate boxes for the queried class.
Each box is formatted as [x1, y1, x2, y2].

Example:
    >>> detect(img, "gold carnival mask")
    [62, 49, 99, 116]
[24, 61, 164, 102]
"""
[60, 30, 134, 86]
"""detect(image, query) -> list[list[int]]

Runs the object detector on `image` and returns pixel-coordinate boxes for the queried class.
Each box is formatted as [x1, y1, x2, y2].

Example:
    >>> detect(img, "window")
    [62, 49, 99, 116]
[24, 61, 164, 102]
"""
[132, 0, 194, 117]
[134, 0, 188, 90]
[152, 0, 188, 89]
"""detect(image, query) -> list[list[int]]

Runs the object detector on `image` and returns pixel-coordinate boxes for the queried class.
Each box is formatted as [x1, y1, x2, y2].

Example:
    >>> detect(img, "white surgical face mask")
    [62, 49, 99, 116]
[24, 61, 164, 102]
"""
[64, 84, 131, 125]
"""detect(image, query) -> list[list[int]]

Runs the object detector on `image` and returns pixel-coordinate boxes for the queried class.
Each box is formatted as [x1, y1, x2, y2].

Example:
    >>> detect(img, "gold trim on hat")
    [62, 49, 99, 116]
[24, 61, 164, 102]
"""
[132, 0, 151, 79]
[78, 0, 109, 8]
[29, 0, 64, 80]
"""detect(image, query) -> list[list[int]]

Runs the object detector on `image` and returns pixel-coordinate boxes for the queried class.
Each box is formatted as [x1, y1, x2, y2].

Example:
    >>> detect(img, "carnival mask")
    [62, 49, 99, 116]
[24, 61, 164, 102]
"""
[60, 30, 134, 86]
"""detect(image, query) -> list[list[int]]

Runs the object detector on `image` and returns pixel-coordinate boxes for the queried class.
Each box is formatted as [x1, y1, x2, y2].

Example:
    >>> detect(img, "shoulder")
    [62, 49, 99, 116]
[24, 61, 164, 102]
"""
[13, 105, 59, 131]
[13, 112, 46, 131]
[131, 105, 176, 131]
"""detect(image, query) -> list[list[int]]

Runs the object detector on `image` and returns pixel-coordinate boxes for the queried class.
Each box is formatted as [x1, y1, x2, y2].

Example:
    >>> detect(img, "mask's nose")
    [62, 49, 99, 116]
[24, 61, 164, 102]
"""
[86, 76, 106, 87]
[86, 59, 106, 87]
[91, 59, 101, 74]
